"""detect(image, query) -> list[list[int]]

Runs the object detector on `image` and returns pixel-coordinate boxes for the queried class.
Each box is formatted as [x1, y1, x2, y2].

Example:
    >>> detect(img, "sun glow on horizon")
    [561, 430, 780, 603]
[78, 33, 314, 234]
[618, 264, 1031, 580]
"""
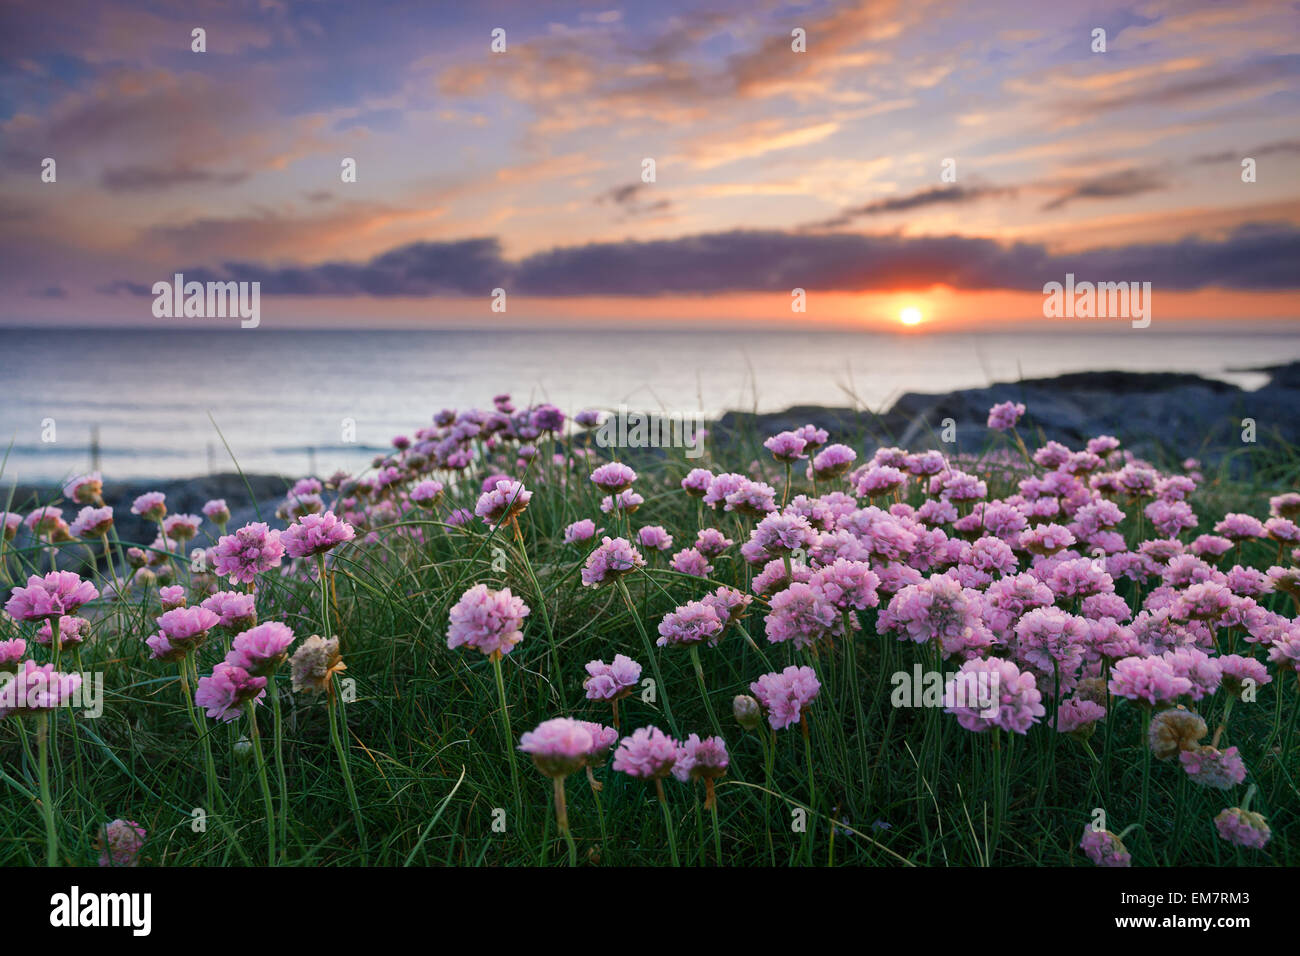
[900, 307, 923, 326]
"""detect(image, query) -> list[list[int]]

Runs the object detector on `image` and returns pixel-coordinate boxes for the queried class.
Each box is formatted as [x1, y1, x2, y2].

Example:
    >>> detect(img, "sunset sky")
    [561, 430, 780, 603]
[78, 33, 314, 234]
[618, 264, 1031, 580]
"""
[2, 0, 1298, 330]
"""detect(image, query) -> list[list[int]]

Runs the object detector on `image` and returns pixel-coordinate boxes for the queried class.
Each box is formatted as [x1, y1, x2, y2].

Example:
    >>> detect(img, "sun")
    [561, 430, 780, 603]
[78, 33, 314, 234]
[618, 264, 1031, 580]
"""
[899, 307, 923, 326]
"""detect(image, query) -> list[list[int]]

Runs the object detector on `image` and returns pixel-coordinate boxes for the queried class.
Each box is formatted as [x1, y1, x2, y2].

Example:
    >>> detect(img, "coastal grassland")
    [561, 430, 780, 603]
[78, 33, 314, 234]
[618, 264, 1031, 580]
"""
[0, 417, 1296, 868]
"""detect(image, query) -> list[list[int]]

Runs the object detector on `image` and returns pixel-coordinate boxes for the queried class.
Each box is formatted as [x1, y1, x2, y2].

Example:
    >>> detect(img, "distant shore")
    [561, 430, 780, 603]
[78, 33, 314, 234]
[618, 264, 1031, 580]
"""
[8, 361, 1298, 538]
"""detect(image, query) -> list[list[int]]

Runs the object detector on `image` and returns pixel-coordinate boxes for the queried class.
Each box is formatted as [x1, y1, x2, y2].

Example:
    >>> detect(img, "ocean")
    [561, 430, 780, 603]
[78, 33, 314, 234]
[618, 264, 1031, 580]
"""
[1, 325, 1297, 482]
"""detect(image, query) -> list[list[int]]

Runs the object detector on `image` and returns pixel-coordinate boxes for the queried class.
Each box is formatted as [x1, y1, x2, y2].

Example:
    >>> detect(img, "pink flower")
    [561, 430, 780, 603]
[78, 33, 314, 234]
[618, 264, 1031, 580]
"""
[1053, 697, 1106, 734]
[1214, 513, 1265, 541]
[590, 462, 637, 493]
[672, 734, 729, 782]
[70, 506, 114, 538]
[1108, 655, 1193, 705]
[194, 662, 267, 722]
[987, 401, 1026, 431]
[564, 518, 601, 544]
[1218, 654, 1271, 697]
[749, 665, 821, 730]
[281, 510, 355, 559]
[227, 622, 296, 675]
[584, 655, 641, 700]
[1080, 827, 1131, 867]
[446, 584, 529, 658]
[765, 582, 840, 649]
[600, 490, 644, 514]
[670, 547, 713, 577]
[131, 491, 167, 521]
[411, 480, 444, 507]
[693, 528, 733, 556]
[200, 591, 257, 631]
[5, 572, 99, 621]
[98, 819, 146, 867]
[681, 468, 714, 498]
[202, 499, 231, 524]
[212, 522, 285, 584]
[475, 479, 532, 528]
[1214, 808, 1271, 849]
[809, 559, 880, 611]
[1180, 746, 1247, 789]
[879, 574, 981, 655]
[945, 657, 1044, 734]
[158, 585, 186, 610]
[613, 726, 678, 779]
[519, 718, 594, 778]
[0, 660, 82, 716]
[163, 514, 202, 541]
[35, 615, 89, 649]
[581, 536, 645, 587]
[637, 525, 674, 551]
[808, 444, 856, 481]
[0, 638, 25, 673]
[855, 465, 908, 498]
[764, 431, 808, 462]
[657, 600, 724, 647]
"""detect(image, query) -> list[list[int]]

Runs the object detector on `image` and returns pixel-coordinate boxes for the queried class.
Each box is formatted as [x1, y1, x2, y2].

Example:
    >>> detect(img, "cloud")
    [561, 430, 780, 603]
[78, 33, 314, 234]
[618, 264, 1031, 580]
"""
[1041, 168, 1166, 211]
[100, 165, 250, 192]
[108, 221, 1300, 298]
[804, 185, 1020, 229]
[1191, 139, 1300, 164]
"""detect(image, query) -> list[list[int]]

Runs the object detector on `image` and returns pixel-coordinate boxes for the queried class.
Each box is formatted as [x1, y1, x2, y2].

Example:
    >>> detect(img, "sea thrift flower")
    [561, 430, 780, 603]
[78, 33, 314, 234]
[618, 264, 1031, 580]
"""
[228, 622, 295, 676]
[681, 468, 714, 498]
[35, 615, 89, 649]
[1109, 655, 1193, 705]
[446, 584, 530, 658]
[281, 510, 355, 559]
[1053, 698, 1106, 736]
[1148, 707, 1207, 759]
[669, 548, 712, 577]
[658, 600, 724, 647]
[613, 726, 678, 779]
[131, 492, 166, 521]
[159, 585, 186, 610]
[1080, 827, 1131, 867]
[1180, 746, 1247, 789]
[195, 662, 267, 722]
[581, 536, 645, 587]
[723, 480, 776, 517]
[987, 401, 1026, 431]
[809, 559, 880, 611]
[212, 523, 285, 584]
[5, 572, 99, 621]
[590, 462, 637, 493]
[880, 574, 981, 654]
[201, 591, 257, 631]
[475, 479, 532, 528]
[97, 820, 146, 867]
[0, 639, 25, 674]
[519, 718, 594, 778]
[65, 473, 104, 505]
[855, 465, 908, 498]
[945, 657, 1044, 734]
[1214, 808, 1271, 849]
[202, 499, 231, 525]
[637, 526, 674, 551]
[673, 734, 729, 785]
[765, 582, 839, 649]
[1019, 524, 1076, 557]
[563, 519, 600, 544]
[749, 665, 821, 730]
[701, 586, 752, 630]
[289, 635, 347, 695]
[70, 506, 114, 538]
[764, 431, 808, 462]
[584, 655, 641, 701]
[163, 514, 202, 542]
[1214, 513, 1265, 541]
[694, 528, 733, 556]
[410, 480, 444, 508]
[809, 444, 857, 481]
[1218, 655, 1271, 697]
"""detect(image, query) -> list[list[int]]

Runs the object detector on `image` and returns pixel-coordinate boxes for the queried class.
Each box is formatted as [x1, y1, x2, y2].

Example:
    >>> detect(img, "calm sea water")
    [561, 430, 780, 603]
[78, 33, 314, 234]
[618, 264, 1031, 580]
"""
[1, 325, 1297, 482]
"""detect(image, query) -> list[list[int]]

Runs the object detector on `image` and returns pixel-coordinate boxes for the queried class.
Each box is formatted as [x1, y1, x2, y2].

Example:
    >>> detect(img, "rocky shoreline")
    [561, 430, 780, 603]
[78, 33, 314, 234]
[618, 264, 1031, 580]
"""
[9, 361, 1298, 538]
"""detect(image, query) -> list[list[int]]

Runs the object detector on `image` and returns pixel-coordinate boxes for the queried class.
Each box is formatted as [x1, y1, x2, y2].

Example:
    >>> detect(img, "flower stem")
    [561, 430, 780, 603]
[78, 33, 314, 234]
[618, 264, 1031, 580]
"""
[328, 682, 368, 857]
[553, 775, 577, 866]
[36, 713, 58, 866]
[617, 578, 678, 736]
[655, 777, 680, 867]
[491, 653, 524, 828]
[245, 702, 276, 865]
